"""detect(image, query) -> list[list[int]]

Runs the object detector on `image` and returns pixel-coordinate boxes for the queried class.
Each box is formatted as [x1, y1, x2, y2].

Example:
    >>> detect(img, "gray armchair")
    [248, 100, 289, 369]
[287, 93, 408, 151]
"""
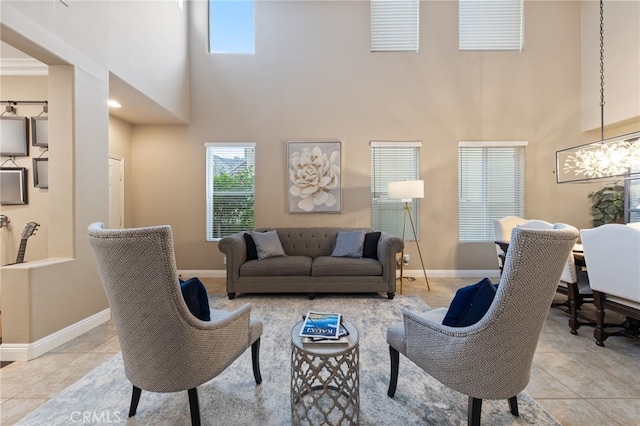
[87, 223, 263, 425]
[386, 226, 578, 425]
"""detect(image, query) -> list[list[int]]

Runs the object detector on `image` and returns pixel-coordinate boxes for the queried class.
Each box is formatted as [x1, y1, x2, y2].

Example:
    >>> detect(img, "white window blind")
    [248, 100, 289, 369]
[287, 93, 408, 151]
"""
[458, 141, 527, 241]
[370, 0, 419, 52]
[459, 0, 523, 51]
[205, 143, 255, 241]
[371, 141, 421, 239]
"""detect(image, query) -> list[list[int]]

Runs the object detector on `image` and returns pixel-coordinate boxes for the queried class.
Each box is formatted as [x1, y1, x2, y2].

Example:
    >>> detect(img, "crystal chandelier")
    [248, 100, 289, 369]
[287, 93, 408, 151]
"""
[556, 132, 640, 183]
[555, 0, 640, 184]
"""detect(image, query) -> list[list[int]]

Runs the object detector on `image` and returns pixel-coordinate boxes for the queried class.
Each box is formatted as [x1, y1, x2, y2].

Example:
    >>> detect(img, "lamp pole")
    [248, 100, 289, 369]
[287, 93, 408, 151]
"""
[399, 200, 431, 292]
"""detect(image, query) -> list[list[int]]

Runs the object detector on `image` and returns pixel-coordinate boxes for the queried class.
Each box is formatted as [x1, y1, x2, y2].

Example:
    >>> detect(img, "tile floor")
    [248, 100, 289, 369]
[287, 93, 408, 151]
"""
[1, 277, 639, 425]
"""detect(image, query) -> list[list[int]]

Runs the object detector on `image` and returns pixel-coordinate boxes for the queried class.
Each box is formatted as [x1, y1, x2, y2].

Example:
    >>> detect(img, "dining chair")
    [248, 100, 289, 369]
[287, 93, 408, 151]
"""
[87, 223, 263, 425]
[386, 226, 578, 426]
[580, 223, 640, 346]
[515, 221, 593, 331]
[492, 216, 528, 273]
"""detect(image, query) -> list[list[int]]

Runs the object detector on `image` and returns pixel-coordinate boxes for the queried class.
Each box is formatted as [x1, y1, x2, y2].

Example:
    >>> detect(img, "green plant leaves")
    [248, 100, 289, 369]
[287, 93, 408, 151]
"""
[588, 184, 625, 227]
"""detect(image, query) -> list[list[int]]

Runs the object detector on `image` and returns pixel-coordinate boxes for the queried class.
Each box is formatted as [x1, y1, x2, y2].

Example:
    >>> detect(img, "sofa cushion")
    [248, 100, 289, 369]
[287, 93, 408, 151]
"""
[241, 255, 312, 277]
[312, 256, 383, 276]
[331, 230, 365, 258]
[244, 233, 258, 260]
[250, 230, 286, 259]
[442, 278, 496, 327]
[363, 231, 381, 260]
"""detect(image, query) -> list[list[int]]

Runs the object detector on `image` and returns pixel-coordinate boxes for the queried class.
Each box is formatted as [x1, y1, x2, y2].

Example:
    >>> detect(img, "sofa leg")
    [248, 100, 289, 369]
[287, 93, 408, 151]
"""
[387, 292, 395, 300]
[227, 293, 236, 300]
[308, 293, 316, 300]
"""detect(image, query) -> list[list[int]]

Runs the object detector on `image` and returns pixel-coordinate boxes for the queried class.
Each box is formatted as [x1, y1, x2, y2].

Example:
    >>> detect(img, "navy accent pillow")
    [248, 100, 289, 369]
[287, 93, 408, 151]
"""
[442, 278, 496, 327]
[244, 233, 258, 260]
[179, 277, 211, 321]
[363, 232, 381, 260]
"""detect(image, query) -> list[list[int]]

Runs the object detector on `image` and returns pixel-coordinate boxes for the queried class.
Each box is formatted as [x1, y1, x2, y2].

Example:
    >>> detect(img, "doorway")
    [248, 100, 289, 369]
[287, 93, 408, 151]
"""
[108, 156, 124, 229]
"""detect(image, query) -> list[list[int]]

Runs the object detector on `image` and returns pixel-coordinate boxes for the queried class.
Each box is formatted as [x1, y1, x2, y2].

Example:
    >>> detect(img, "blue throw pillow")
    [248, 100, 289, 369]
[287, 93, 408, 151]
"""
[363, 231, 381, 260]
[442, 278, 497, 327]
[331, 230, 366, 258]
[244, 232, 258, 260]
[179, 277, 211, 321]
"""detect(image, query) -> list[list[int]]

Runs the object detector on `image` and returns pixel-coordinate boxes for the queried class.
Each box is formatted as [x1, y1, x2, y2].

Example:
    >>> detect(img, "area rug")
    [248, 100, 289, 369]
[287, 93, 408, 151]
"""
[17, 295, 560, 425]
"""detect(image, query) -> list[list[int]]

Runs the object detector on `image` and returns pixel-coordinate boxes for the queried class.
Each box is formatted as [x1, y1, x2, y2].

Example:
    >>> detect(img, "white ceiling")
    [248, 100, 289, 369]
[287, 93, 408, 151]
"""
[0, 41, 182, 124]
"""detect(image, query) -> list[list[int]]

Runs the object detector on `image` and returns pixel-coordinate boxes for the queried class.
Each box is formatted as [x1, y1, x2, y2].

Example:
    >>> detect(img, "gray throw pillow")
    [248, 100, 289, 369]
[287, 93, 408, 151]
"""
[250, 230, 286, 259]
[331, 230, 365, 258]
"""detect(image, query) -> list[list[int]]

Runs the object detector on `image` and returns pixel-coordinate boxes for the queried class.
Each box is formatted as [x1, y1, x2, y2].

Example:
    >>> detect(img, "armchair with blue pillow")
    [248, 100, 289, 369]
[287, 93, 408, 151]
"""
[385, 226, 578, 426]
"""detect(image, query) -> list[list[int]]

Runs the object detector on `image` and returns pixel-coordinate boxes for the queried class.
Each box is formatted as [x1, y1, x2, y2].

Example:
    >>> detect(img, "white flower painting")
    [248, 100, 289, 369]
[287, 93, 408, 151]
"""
[288, 141, 342, 213]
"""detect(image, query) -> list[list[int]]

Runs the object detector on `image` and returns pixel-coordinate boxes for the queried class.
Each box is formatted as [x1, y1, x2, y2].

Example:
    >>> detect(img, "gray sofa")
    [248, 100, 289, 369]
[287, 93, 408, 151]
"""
[218, 227, 404, 299]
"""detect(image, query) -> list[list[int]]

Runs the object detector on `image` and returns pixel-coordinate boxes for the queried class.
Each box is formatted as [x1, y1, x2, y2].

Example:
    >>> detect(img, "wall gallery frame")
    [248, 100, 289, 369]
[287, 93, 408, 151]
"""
[0, 116, 29, 157]
[287, 141, 342, 213]
[0, 167, 28, 205]
[31, 116, 48, 147]
[33, 158, 48, 188]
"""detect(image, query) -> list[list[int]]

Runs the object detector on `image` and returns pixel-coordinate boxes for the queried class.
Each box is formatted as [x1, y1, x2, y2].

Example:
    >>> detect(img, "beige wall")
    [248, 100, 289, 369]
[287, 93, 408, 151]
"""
[125, 0, 640, 272]
[1, 0, 639, 354]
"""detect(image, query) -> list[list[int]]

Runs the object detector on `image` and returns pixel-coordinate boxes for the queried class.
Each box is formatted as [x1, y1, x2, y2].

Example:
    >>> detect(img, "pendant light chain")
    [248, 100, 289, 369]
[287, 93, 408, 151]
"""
[599, 0, 605, 141]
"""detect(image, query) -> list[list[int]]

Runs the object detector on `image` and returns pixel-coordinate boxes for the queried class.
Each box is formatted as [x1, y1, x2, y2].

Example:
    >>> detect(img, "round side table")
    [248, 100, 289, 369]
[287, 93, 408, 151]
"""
[290, 319, 360, 425]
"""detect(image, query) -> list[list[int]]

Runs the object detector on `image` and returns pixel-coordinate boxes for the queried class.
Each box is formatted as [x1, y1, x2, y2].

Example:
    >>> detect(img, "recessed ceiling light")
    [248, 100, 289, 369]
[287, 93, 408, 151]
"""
[108, 99, 122, 108]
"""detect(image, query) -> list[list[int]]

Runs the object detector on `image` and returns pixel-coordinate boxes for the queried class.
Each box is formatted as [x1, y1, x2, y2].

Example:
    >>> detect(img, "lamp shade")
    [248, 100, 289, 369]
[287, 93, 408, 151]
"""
[388, 180, 424, 201]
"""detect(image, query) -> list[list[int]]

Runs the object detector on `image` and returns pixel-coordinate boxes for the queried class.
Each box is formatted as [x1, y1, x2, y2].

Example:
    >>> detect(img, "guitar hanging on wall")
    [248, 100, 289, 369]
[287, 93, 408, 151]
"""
[14, 222, 40, 264]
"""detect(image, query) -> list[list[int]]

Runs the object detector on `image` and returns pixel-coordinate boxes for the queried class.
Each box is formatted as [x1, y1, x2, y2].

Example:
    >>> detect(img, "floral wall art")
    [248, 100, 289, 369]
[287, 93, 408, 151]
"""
[288, 141, 341, 213]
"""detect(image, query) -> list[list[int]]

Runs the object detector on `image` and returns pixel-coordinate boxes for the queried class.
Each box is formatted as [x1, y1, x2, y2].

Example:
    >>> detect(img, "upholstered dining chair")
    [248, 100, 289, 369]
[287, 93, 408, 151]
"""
[87, 223, 263, 426]
[516, 220, 593, 334]
[492, 215, 528, 273]
[386, 226, 578, 426]
[580, 223, 640, 346]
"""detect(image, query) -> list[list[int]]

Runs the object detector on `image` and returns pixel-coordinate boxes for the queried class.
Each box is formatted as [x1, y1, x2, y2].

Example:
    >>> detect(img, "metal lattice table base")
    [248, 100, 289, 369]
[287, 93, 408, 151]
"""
[290, 321, 360, 426]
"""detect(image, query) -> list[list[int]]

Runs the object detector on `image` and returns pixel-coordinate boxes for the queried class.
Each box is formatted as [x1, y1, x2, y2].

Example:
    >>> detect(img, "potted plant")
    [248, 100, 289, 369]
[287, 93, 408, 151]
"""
[588, 184, 625, 227]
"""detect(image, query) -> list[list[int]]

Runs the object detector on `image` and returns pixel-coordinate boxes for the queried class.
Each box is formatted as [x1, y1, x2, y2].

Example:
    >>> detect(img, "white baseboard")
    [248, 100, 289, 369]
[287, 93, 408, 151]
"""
[178, 270, 226, 278]
[0, 308, 111, 362]
[403, 269, 501, 279]
[179, 269, 501, 279]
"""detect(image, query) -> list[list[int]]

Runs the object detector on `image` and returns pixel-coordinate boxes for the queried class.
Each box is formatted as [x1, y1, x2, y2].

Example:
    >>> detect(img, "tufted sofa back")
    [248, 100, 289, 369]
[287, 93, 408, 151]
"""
[255, 227, 372, 259]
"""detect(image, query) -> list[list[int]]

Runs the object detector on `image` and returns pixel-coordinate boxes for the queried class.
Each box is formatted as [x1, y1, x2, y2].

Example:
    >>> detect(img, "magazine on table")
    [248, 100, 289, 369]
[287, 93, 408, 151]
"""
[299, 311, 344, 340]
[302, 334, 349, 346]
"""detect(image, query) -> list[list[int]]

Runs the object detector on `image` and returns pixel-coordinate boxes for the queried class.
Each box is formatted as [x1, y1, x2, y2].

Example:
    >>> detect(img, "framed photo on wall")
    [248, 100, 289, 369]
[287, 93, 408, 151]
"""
[0, 167, 28, 205]
[31, 116, 48, 147]
[287, 141, 341, 213]
[0, 116, 29, 157]
[33, 158, 48, 188]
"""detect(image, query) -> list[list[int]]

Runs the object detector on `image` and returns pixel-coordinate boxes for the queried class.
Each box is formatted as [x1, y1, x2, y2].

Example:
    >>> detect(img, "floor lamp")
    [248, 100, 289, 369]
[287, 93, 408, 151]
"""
[388, 180, 431, 292]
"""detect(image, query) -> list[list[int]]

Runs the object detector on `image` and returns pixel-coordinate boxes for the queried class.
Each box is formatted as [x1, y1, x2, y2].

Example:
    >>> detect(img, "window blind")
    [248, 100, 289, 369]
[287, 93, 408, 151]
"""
[370, 141, 421, 239]
[370, 0, 419, 52]
[205, 143, 255, 241]
[458, 141, 527, 241]
[459, 0, 523, 51]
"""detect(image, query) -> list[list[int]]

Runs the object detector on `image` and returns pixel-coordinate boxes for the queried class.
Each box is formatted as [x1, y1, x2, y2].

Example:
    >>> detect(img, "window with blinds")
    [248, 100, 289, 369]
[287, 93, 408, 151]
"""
[205, 143, 255, 241]
[371, 141, 421, 239]
[458, 141, 527, 242]
[459, 0, 523, 51]
[370, 0, 419, 52]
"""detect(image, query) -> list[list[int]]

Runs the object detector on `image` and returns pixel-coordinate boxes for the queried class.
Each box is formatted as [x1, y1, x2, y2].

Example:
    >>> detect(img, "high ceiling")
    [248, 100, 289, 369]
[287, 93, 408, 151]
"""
[0, 41, 183, 124]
